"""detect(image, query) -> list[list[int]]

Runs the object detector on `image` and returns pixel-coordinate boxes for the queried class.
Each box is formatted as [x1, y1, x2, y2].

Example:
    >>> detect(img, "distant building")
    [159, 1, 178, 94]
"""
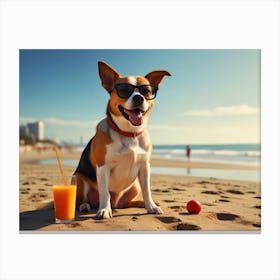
[20, 121, 44, 141]
[27, 121, 44, 140]
[20, 125, 29, 138]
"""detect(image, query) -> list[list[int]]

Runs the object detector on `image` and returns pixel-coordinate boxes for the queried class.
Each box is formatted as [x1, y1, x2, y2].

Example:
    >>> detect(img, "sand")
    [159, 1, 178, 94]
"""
[19, 148, 261, 231]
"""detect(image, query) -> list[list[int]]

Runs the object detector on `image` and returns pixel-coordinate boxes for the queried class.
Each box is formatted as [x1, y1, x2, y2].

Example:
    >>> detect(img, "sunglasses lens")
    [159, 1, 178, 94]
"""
[139, 85, 157, 100]
[116, 84, 134, 98]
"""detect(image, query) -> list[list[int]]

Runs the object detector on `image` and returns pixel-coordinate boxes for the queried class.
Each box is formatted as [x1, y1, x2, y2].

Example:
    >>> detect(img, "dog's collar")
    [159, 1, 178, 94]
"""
[106, 114, 143, 138]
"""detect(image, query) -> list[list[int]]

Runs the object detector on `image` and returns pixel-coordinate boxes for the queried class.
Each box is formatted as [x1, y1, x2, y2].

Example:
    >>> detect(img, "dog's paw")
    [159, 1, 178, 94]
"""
[96, 208, 113, 219]
[79, 202, 91, 213]
[147, 206, 163, 214]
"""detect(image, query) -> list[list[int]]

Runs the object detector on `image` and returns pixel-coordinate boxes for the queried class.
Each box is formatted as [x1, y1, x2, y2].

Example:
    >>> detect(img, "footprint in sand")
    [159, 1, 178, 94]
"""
[157, 216, 182, 224]
[198, 180, 218, 185]
[253, 223, 261, 228]
[163, 199, 176, 203]
[207, 213, 240, 221]
[216, 213, 240, 221]
[169, 205, 185, 212]
[20, 187, 31, 191]
[176, 223, 201, 230]
[29, 193, 44, 202]
[219, 199, 231, 203]
[201, 190, 220, 195]
[20, 188, 30, 194]
[226, 189, 244, 195]
[171, 187, 185, 191]
[153, 189, 170, 193]
[40, 178, 48, 181]
[23, 181, 36, 185]
[21, 191, 29, 195]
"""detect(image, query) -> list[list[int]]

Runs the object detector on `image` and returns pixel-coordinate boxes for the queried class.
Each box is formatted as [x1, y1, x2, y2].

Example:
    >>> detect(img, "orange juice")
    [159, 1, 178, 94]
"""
[53, 185, 77, 222]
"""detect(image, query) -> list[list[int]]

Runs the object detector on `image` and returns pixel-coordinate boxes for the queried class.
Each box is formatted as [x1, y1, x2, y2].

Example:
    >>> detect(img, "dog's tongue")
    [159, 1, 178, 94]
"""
[128, 109, 143, 126]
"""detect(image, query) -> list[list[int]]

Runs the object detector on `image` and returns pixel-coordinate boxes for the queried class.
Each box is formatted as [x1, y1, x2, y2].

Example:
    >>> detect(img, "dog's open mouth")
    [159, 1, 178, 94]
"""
[118, 105, 146, 126]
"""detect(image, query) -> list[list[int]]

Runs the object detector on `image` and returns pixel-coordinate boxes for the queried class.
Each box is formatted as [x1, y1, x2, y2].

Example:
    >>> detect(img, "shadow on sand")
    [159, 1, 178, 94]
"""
[19, 204, 128, 230]
[20, 203, 55, 230]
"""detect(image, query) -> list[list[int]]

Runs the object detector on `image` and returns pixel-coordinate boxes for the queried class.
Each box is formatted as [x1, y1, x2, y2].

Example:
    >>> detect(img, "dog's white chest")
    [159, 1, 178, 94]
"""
[105, 133, 150, 192]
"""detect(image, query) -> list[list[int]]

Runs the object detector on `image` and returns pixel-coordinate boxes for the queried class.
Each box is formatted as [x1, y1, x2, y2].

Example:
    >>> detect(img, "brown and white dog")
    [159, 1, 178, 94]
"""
[74, 61, 171, 219]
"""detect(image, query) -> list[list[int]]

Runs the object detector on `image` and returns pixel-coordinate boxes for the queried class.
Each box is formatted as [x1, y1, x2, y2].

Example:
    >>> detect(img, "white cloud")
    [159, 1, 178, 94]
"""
[185, 104, 259, 117]
[20, 116, 99, 128]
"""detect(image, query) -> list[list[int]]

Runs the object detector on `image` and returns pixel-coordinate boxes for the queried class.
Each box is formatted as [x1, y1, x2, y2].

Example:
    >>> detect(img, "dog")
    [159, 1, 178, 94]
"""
[74, 61, 171, 219]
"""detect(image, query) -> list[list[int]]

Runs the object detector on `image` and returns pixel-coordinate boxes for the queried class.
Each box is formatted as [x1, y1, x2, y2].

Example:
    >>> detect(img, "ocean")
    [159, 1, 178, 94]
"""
[40, 143, 260, 181]
[152, 143, 260, 167]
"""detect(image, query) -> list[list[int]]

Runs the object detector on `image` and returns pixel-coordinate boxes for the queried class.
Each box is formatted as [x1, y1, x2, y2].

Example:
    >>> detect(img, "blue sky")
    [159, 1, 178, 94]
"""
[20, 49, 260, 145]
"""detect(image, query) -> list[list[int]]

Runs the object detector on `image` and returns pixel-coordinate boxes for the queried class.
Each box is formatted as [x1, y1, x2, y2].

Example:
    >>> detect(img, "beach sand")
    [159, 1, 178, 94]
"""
[19, 149, 261, 231]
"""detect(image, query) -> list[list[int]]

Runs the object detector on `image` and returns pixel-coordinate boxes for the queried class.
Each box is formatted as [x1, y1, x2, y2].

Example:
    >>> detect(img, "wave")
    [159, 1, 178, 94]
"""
[72, 144, 260, 167]
[153, 149, 261, 157]
[194, 149, 260, 157]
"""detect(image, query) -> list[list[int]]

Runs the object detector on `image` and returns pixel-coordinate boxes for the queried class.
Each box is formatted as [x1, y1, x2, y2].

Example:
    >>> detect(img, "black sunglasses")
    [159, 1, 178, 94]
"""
[114, 83, 158, 100]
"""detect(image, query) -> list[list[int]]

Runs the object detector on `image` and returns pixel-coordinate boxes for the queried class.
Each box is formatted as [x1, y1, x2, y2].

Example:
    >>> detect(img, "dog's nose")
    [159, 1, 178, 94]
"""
[133, 94, 144, 105]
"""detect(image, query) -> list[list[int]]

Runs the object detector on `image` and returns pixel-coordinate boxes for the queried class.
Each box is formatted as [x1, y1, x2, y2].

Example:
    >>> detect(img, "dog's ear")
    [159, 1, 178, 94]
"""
[145, 70, 171, 87]
[98, 61, 120, 93]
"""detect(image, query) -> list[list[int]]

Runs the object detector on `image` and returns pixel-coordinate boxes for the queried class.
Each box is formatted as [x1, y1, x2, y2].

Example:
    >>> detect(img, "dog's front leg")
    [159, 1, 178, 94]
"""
[139, 162, 163, 214]
[96, 165, 112, 219]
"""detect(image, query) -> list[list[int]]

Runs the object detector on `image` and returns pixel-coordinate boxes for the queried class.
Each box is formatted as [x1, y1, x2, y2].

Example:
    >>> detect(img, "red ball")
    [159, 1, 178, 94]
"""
[186, 200, 202, 214]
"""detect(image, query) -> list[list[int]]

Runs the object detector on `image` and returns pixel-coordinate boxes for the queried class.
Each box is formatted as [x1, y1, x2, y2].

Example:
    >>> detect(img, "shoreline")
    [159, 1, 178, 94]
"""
[20, 149, 260, 183]
[19, 149, 261, 231]
[20, 149, 259, 170]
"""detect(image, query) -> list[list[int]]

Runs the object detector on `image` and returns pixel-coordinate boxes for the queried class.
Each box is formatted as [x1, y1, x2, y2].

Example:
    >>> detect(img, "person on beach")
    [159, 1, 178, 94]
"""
[186, 145, 191, 161]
